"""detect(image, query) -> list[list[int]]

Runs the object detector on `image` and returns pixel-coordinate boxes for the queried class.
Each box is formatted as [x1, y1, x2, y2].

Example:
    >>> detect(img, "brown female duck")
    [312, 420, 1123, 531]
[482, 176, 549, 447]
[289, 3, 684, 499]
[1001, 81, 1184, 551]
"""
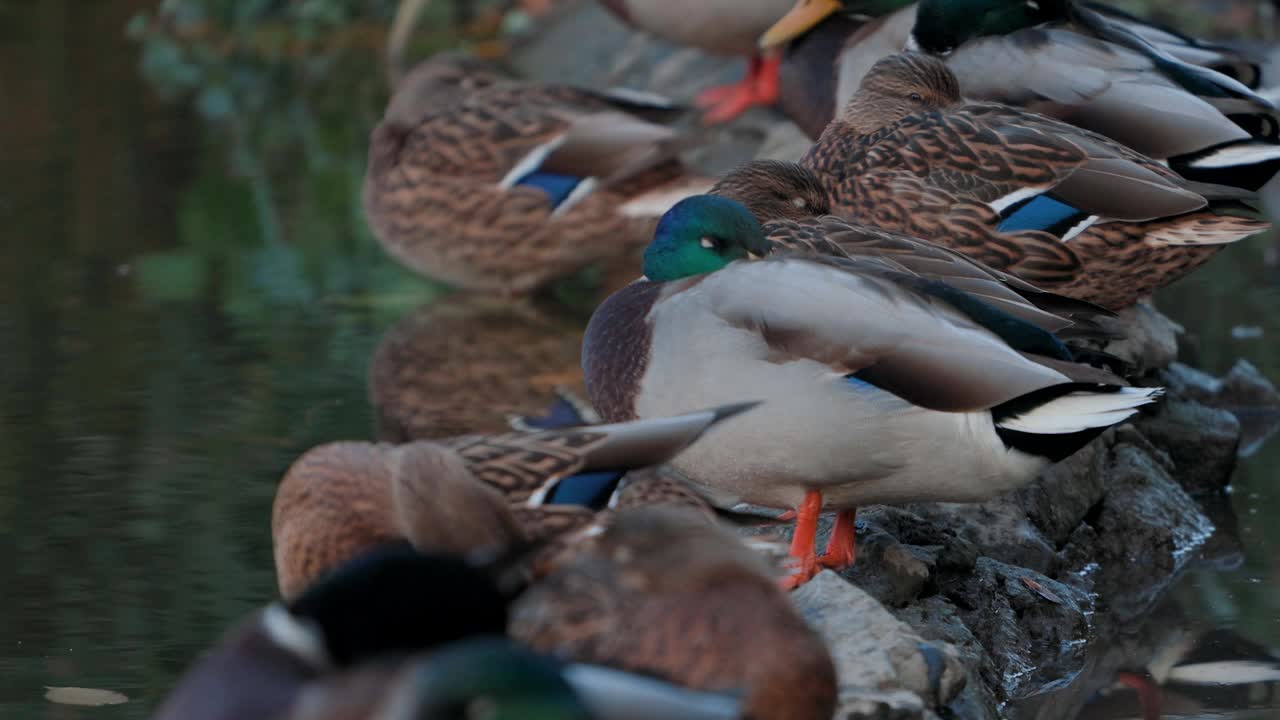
[510, 507, 838, 720]
[363, 53, 712, 295]
[802, 53, 1269, 309]
[272, 406, 747, 600]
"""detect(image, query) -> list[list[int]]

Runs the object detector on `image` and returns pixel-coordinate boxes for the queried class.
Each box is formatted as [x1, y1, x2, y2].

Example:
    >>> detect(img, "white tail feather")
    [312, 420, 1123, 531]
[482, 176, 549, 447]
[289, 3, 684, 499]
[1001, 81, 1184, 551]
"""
[1188, 142, 1280, 169]
[998, 387, 1163, 435]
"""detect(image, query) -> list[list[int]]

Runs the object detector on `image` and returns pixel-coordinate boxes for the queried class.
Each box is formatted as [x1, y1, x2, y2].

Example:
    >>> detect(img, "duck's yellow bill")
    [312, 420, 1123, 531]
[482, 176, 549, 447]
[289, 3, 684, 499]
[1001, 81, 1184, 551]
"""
[759, 0, 841, 49]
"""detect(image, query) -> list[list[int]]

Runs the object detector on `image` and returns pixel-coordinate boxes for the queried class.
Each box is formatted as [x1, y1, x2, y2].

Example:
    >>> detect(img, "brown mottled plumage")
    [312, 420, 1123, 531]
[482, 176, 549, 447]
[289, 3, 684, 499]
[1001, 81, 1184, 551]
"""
[510, 507, 838, 720]
[803, 53, 1268, 309]
[363, 53, 712, 294]
[272, 407, 749, 600]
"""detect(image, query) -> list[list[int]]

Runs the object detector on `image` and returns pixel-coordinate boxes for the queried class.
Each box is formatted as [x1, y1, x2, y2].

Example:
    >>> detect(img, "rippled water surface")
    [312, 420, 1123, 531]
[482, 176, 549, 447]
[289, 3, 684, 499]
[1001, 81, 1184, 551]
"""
[0, 2, 1277, 718]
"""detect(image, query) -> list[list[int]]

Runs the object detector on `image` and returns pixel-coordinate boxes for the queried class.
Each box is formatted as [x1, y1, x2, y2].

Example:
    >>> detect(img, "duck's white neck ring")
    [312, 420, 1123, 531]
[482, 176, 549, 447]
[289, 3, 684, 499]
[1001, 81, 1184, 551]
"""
[262, 604, 333, 672]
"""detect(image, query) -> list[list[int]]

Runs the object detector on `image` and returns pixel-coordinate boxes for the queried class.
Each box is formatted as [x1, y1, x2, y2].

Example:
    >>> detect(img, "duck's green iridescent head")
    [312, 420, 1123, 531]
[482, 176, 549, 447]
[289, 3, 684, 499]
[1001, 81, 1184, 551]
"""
[912, 0, 1067, 54]
[643, 196, 773, 281]
[408, 638, 590, 720]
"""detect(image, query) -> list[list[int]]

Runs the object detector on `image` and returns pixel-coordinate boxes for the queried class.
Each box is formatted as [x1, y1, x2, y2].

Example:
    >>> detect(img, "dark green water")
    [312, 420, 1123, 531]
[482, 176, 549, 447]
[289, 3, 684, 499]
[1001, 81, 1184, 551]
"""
[0, 2, 1276, 718]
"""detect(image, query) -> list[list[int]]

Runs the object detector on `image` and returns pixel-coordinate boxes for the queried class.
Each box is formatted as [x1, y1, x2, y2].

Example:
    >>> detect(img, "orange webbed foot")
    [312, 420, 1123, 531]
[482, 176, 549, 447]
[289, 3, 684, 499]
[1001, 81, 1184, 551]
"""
[695, 53, 781, 125]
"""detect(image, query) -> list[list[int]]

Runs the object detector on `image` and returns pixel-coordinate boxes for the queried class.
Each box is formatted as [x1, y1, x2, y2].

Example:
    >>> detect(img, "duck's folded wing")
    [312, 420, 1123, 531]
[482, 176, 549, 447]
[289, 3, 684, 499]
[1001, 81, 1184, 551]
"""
[948, 105, 1209, 223]
[448, 404, 758, 501]
[946, 30, 1255, 160]
[774, 216, 1104, 333]
[698, 257, 1074, 412]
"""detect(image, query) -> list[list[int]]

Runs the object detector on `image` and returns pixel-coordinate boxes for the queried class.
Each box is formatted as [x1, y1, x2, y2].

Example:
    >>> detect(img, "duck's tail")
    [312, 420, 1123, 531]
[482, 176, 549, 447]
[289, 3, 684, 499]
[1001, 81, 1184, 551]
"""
[993, 383, 1164, 461]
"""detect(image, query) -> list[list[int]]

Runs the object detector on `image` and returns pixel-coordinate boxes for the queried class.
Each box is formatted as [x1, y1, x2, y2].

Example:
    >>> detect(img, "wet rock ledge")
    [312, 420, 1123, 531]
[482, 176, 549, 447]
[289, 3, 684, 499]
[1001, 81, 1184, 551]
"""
[489, 3, 1280, 718]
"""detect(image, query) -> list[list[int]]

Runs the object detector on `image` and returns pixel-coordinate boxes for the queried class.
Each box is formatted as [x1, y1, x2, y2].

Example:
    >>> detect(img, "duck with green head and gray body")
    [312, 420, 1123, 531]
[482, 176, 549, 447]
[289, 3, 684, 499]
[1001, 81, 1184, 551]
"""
[582, 193, 1163, 588]
[760, 0, 1280, 190]
[153, 545, 744, 720]
[800, 53, 1270, 309]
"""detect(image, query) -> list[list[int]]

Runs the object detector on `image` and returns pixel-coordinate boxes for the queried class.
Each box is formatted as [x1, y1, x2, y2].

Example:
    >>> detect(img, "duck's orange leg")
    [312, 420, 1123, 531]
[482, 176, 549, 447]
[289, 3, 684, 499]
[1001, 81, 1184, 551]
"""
[779, 490, 823, 591]
[696, 52, 782, 125]
[818, 507, 857, 569]
[1116, 671, 1161, 720]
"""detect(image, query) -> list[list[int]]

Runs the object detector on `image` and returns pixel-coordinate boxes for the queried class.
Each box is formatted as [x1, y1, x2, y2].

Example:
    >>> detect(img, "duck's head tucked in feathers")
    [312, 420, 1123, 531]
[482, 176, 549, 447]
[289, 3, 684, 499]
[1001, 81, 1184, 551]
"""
[836, 52, 961, 133]
[643, 196, 773, 281]
[709, 160, 831, 222]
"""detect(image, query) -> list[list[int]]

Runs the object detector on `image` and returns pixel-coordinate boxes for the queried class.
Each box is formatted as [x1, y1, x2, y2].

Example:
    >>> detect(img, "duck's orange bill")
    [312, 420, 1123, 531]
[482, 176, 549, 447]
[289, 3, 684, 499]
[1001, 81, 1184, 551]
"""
[759, 0, 842, 49]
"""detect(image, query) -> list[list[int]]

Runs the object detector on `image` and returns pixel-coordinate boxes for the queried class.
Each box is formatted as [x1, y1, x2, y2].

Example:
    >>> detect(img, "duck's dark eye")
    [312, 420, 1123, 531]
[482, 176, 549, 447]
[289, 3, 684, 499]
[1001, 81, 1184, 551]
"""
[909, 92, 924, 102]
[699, 236, 725, 251]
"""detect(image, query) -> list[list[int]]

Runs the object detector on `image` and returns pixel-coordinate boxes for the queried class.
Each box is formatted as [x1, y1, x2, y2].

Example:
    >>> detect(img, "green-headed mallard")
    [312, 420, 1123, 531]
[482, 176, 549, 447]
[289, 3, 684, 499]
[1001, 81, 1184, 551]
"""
[363, 52, 714, 295]
[760, 0, 1280, 190]
[511, 506, 838, 720]
[272, 405, 748, 600]
[582, 194, 1163, 588]
[801, 53, 1270, 309]
[155, 545, 743, 720]
[598, 0, 799, 123]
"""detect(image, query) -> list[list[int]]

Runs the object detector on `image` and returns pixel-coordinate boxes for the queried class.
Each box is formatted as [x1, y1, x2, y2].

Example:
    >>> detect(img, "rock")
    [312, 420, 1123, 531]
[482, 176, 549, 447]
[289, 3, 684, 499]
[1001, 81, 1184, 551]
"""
[1101, 303, 1181, 373]
[840, 530, 933, 607]
[1059, 442, 1215, 620]
[834, 689, 926, 720]
[858, 507, 979, 573]
[893, 597, 1002, 720]
[1135, 396, 1240, 494]
[756, 120, 813, 163]
[792, 572, 967, 713]
[1015, 439, 1108, 545]
[1165, 360, 1280, 458]
[937, 559, 1092, 699]
[902, 502, 1057, 576]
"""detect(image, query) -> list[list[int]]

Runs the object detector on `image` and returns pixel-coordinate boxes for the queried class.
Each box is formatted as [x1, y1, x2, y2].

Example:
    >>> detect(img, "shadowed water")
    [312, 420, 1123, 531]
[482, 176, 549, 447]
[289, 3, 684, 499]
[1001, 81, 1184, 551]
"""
[0, 1, 1276, 718]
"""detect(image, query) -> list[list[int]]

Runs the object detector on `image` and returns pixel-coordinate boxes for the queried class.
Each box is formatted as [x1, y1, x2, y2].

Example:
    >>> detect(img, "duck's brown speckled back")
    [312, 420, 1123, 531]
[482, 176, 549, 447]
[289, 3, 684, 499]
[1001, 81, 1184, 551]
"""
[510, 508, 837, 720]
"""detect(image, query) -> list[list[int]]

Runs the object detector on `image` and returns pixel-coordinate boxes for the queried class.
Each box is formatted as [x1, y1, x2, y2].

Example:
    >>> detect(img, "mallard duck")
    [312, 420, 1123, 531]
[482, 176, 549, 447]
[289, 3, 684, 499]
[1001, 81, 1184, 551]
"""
[598, 0, 798, 123]
[367, 295, 590, 441]
[510, 507, 838, 720]
[155, 545, 743, 720]
[706, 159, 1118, 341]
[760, 0, 1280, 190]
[363, 52, 713, 295]
[801, 53, 1270, 309]
[582, 194, 1163, 587]
[272, 405, 748, 599]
